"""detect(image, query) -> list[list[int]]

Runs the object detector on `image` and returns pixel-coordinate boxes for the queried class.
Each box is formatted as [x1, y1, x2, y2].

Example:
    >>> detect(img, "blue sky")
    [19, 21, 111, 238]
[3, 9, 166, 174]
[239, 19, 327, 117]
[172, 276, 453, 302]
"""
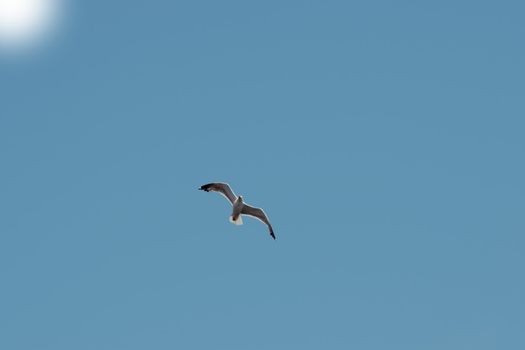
[1, 1, 524, 349]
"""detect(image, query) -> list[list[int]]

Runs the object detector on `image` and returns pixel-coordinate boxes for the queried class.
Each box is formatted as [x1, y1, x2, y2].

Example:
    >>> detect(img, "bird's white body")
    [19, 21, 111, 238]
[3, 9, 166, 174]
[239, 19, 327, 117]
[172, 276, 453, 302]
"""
[229, 214, 243, 225]
[229, 196, 244, 225]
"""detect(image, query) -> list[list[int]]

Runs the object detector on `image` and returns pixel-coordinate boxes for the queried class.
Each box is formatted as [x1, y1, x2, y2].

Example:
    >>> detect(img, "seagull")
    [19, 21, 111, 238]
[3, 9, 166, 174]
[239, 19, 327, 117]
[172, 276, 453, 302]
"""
[199, 182, 276, 240]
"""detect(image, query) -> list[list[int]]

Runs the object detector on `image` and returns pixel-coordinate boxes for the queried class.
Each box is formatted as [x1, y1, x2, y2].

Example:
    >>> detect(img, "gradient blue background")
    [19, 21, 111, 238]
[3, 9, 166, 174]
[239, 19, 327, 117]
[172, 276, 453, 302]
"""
[1, 1, 524, 349]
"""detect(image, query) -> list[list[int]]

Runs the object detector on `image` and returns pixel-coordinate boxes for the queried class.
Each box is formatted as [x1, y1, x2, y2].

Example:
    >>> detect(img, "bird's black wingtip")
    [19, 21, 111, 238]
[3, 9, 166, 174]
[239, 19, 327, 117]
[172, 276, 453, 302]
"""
[270, 232, 276, 240]
[199, 183, 212, 192]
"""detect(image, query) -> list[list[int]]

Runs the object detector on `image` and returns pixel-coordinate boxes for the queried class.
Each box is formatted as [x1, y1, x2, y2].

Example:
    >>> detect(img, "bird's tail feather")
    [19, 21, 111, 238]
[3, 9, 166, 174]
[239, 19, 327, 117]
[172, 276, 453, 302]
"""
[229, 215, 243, 225]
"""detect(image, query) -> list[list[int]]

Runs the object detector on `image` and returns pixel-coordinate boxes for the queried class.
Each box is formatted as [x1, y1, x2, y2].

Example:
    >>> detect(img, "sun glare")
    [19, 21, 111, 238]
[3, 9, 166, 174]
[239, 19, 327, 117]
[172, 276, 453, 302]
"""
[0, 0, 61, 51]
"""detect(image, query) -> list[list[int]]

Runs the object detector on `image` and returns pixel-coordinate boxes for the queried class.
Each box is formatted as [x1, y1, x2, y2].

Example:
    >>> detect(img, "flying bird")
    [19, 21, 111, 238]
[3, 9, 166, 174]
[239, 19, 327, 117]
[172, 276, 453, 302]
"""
[199, 182, 276, 239]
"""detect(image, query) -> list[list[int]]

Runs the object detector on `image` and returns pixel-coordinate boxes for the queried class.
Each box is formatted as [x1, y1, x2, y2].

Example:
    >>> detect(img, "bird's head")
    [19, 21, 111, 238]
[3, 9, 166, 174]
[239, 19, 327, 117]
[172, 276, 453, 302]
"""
[238, 195, 243, 202]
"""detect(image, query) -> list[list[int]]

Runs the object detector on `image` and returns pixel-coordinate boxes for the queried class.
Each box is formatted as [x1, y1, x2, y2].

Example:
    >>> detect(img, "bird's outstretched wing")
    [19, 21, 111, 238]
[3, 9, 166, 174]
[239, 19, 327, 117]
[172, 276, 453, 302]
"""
[241, 204, 276, 239]
[199, 182, 237, 204]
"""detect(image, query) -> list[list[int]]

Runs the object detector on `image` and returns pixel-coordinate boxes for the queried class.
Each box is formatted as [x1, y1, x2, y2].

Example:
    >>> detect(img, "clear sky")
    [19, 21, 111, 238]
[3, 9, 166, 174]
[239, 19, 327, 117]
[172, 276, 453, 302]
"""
[1, 1, 524, 349]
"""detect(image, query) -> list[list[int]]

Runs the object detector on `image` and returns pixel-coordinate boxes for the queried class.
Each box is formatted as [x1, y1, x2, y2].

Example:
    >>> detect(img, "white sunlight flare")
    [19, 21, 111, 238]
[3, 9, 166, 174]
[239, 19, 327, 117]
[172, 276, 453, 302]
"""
[0, 0, 62, 52]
